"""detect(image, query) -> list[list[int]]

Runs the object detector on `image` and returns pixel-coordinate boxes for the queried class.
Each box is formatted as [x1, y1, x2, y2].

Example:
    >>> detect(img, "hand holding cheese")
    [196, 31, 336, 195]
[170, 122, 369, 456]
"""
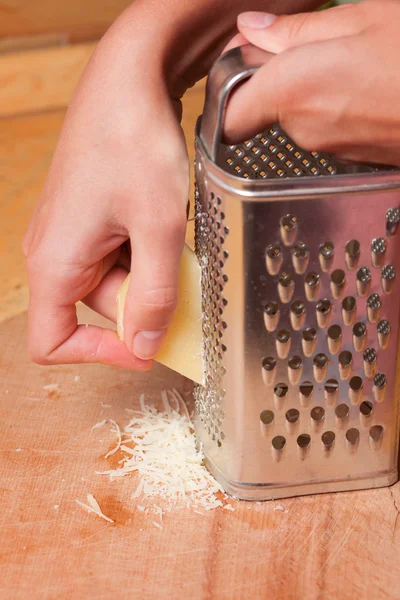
[117, 245, 204, 385]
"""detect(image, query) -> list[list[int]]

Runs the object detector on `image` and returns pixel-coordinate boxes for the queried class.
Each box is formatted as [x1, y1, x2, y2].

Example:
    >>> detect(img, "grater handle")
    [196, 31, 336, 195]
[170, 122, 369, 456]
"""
[200, 44, 274, 162]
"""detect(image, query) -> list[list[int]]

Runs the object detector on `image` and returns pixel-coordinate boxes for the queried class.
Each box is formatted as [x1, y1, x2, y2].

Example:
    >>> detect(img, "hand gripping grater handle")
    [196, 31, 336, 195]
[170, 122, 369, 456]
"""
[200, 44, 273, 162]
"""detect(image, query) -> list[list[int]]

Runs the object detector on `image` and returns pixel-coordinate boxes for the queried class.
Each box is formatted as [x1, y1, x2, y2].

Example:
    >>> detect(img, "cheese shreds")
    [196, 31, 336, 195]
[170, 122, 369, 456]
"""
[43, 383, 59, 390]
[104, 420, 122, 459]
[97, 395, 224, 511]
[92, 420, 107, 431]
[153, 521, 163, 530]
[76, 494, 114, 523]
[91, 419, 122, 459]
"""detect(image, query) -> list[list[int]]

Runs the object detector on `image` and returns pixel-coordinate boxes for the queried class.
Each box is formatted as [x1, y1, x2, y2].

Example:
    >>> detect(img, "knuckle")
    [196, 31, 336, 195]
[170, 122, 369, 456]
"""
[28, 344, 52, 366]
[280, 13, 310, 47]
[139, 286, 178, 313]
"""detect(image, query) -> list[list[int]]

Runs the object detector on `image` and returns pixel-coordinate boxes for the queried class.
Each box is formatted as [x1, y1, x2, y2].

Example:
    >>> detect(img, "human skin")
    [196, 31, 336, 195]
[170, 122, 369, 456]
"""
[23, 0, 322, 370]
[224, 0, 400, 167]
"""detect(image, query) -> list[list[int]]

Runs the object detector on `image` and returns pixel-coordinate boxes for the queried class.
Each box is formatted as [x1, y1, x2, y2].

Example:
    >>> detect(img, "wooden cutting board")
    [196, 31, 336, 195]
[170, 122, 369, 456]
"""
[1, 312, 400, 600]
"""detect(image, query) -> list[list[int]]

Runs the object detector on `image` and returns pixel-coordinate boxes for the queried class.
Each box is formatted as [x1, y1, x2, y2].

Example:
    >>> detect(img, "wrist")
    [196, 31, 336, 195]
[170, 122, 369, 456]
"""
[98, 0, 324, 99]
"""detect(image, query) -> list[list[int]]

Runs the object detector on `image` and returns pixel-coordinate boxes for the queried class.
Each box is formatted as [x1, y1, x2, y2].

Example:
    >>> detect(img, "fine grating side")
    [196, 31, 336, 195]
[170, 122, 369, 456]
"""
[194, 182, 228, 447]
[217, 125, 381, 180]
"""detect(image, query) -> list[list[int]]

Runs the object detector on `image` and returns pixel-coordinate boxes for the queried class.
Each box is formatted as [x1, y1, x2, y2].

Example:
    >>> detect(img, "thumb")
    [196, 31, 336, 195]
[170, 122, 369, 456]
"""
[237, 4, 367, 54]
[123, 198, 188, 361]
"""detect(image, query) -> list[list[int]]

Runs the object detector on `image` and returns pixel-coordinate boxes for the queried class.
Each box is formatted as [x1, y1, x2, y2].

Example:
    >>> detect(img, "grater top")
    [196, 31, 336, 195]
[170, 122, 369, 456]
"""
[199, 44, 400, 196]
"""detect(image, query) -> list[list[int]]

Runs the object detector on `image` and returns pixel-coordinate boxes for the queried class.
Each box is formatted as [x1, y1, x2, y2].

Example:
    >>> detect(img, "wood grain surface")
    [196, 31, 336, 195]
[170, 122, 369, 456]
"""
[1, 312, 400, 600]
[0, 0, 131, 43]
[0, 43, 96, 117]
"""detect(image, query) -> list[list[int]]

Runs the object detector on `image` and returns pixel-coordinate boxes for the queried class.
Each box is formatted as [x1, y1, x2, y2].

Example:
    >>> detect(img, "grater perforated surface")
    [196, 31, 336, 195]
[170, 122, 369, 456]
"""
[195, 124, 400, 500]
[194, 185, 228, 447]
[218, 125, 381, 180]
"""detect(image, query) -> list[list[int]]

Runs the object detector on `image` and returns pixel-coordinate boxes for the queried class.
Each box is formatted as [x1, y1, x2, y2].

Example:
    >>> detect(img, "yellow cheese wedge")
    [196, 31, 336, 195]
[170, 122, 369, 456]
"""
[117, 244, 203, 385]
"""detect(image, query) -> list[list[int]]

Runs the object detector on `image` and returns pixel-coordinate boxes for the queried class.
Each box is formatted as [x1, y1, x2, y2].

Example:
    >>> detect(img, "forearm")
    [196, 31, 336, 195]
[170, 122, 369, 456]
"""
[100, 0, 323, 97]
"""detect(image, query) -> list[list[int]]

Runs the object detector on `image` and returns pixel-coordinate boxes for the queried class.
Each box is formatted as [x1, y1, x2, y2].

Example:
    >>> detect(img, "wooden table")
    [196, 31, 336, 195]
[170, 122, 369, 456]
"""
[1, 47, 400, 600]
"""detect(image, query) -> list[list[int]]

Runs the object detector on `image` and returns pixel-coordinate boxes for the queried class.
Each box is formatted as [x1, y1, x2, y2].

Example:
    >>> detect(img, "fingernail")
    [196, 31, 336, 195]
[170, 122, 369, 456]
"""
[133, 330, 166, 360]
[238, 11, 278, 29]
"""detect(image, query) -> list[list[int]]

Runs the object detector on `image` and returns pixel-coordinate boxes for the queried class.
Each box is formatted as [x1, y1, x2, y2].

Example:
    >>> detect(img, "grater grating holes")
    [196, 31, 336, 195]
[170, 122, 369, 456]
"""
[319, 241, 334, 272]
[367, 293, 381, 323]
[276, 329, 291, 359]
[265, 243, 283, 275]
[222, 125, 341, 180]
[316, 299, 332, 328]
[304, 272, 320, 302]
[381, 264, 396, 294]
[327, 324, 342, 354]
[373, 372, 387, 403]
[346, 428, 360, 449]
[335, 403, 350, 421]
[311, 406, 325, 423]
[377, 319, 391, 349]
[360, 400, 373, 421]
[345, 240, 360, 270]
[291, 242, 309, 274]
[288, 355, 303, 384]
[386, 208, 400, 237]
[342, 296, 357, 326]
[330, 269, 346, 299]
[302, 327, 317, 357]
[278, 272, 295, 303]
[194, 191, 228, 446]
[313, 353, 329, 383]
[324, 379, 339, 406]
[371, 237, 386, 268]
[356, 267, 371, 297]
[321, 431, 335, 451]
[349, 376, 363, 405]
[263, 300, 280, 332]
[290, 300, 306, 331]
[299, 381, 314, 406]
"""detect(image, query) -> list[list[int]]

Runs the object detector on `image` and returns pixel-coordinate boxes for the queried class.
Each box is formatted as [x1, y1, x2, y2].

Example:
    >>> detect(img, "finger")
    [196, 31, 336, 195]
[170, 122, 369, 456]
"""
[83, 265, 128, 323]
[123, 208, 187, 360]
[221, 33, 249, 55]
[224, 36, 343, 144]
[26, 229, 150, 369]
[27, 295, 151, 369]
[237, 4, 367, 54]
[223, 51, 281, 143]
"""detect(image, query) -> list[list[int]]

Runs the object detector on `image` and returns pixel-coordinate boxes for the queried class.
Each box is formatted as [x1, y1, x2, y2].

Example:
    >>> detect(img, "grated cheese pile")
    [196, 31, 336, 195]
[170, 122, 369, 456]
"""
[96, 389, 224, 511]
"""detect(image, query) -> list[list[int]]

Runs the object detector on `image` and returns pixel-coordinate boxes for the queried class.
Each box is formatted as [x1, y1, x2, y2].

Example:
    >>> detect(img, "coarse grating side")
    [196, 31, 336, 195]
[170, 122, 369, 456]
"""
[193, 43, 400, 501]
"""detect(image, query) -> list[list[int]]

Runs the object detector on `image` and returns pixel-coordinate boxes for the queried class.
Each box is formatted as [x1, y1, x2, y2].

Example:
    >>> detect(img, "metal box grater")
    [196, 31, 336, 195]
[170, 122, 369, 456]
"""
[193, 44, 400, 500]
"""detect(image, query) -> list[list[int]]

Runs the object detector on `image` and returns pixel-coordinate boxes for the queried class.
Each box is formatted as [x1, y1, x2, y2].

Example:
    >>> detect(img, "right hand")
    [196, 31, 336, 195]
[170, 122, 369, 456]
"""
[223, 0, 400, 167]
[23, 30, 189, 369]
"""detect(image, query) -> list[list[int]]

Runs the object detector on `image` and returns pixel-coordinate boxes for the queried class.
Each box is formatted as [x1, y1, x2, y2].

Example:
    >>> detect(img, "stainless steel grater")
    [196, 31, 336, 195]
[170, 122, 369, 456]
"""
[193, 44, 400, 501]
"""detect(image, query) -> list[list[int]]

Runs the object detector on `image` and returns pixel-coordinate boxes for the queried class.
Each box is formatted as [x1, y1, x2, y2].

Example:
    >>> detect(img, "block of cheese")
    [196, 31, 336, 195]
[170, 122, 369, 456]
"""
[116, 244, 204, 385]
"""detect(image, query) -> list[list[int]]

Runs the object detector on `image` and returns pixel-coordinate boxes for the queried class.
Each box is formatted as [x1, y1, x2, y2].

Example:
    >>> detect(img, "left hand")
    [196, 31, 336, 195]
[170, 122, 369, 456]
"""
[223, 0, 400, 167]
